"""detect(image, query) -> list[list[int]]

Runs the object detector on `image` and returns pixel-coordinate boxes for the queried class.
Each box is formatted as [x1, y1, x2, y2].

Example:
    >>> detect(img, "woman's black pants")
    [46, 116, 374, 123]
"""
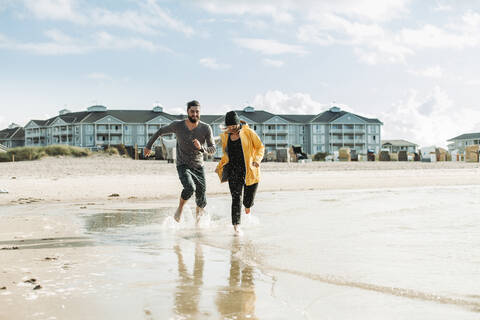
[228, 175, 258, 225]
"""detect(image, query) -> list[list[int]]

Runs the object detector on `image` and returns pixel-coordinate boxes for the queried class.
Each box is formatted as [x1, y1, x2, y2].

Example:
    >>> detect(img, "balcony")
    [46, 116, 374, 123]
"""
[263, 129, 288, 135]
[95, 140, 123, 145]
[148, 127, 160, 134]
[53, 132, 72, 136]
[330, 129, 343, 133]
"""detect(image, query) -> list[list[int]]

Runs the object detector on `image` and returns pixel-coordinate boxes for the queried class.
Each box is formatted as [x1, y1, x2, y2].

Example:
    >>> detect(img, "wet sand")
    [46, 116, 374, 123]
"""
[1, 157, 480, 319]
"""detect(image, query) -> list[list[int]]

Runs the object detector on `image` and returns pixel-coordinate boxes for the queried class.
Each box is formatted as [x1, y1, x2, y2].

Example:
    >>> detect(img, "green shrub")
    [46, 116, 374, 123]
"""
[0, 145, 92, 162]
[113, 144, 127, 156]
[43, 145, 72, 156]
[0, 152, 11, 162]
[6, 147, 46, 161]
[103, 146, 120, 156]
[313, 152, 328, 161]
[69, 146, 92, 157]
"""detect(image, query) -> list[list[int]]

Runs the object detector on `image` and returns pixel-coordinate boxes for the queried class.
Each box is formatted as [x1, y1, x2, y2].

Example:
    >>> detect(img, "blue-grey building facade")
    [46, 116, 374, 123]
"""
[23, 105, 383, 156]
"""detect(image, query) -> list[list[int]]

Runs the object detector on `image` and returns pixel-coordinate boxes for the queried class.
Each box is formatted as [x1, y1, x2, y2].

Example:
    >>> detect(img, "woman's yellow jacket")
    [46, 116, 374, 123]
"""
[215, 124, 265, 186]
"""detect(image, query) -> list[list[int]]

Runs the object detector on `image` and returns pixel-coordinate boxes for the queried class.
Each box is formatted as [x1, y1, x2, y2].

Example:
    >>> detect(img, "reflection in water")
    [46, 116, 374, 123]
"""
[173, 242, 204, 318]
[173, 238, 257, 320]
[216, 238, 257, 320]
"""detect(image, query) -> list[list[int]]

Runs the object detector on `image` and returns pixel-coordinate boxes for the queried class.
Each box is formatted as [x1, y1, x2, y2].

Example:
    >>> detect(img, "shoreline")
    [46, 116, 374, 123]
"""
[1, 157, 480, 206]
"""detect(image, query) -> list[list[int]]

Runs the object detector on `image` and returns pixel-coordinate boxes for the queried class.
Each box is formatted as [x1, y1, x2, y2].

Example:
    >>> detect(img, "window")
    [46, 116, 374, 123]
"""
[137, 126, 145, 134]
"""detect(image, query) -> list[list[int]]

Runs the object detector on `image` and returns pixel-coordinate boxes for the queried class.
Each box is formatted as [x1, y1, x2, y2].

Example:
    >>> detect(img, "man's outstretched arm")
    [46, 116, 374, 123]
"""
[144, 122, 176, 156]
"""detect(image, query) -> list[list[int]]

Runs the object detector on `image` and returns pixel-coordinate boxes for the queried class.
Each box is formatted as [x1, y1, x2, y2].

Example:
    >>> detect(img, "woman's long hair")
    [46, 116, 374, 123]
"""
[220, 120, 247, 133]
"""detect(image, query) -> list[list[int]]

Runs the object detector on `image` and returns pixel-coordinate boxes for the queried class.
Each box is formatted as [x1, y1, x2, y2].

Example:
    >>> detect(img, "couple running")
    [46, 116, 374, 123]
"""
[144, 100, 265, 235]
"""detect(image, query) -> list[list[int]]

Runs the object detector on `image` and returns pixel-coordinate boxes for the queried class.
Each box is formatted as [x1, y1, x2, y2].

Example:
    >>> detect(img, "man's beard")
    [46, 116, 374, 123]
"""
[188, 115, 199, 123]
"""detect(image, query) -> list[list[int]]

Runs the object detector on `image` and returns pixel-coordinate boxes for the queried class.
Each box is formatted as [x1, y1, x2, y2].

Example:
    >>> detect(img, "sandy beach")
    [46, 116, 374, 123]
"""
[1, 156, 480, 205]
[1, 156, 480, 319]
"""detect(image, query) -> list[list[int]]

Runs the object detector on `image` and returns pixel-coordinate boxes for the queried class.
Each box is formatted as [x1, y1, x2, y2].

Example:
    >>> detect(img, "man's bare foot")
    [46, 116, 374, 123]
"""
[245, 207, 251, 214]
[174, 207, 183, 222]
[195, 207, 204, 225]
[233, 224, 243, 236]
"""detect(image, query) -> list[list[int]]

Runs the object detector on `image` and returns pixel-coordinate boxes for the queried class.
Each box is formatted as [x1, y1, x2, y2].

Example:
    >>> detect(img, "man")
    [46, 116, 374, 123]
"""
[144, 100, 216, 223]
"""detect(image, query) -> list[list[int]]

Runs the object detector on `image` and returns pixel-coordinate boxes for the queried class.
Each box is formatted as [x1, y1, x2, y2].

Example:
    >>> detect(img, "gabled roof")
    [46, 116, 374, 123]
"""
[10, 127, 25, 140]
[381, 139, 418, 147]
[200, 115, 222, 124]
[310, 110, 382, 124]
[234, 110, 276, 123]
[31, 120, 48, 126]
[81, 110, 180, 123]
[22, 107, 383, 127]
[448, 132, 480, 141]
[0, 127, 24, 140]
[0, 128, 18, 139]
[280, 114, 315, 123]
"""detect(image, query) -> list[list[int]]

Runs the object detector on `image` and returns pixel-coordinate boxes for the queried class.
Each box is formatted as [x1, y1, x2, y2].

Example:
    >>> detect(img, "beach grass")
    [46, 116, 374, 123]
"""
[0, 145, 92, 162]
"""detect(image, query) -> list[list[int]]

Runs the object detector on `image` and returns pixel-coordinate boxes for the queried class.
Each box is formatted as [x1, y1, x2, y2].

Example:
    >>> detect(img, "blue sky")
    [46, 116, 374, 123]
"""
[1, 0, 480, 147]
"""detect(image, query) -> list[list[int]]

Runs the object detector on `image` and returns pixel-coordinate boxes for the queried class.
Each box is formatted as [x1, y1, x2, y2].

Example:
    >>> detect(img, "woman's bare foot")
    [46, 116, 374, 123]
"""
[195, 207, 204, 225]
[233, 224, 243, 236]
[174, 207, 182, 222]
[245, 207, 250, 214]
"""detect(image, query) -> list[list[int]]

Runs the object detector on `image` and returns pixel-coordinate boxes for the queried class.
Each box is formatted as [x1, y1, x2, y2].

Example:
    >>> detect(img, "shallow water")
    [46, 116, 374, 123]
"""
[3, 185, 478, 319]
[72, 185, 480, 319]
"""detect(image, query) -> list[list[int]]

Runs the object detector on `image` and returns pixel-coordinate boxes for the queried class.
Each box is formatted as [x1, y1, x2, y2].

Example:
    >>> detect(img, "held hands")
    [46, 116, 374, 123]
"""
[192, 139, 202, 150]
[144, 148, 151, 157]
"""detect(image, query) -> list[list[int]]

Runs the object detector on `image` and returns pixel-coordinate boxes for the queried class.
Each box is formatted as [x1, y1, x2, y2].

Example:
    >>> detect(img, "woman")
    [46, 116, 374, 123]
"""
[215, 111, 265, 235]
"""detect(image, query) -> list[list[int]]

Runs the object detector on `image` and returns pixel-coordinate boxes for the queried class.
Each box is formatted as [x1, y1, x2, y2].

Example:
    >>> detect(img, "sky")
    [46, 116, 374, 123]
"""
[1, 0, 480, 147]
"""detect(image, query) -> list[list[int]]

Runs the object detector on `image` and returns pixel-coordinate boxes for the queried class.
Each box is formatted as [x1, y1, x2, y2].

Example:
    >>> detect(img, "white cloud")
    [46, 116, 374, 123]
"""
[244, 19, 269, 30]
[86, 72, 112, 81]
[94, 31, 163, 52]
[298, 13, 413, 64]
[44, 29, 74, 43]
[0, 31, 169, 55]
[433, 2, 453, 12]
[0, 115, 7, 130]
[262, 58, 284, 67]
[465, 79, 480, 86]
[381, 87, 480, 147]
[197, 0, 410, 23]
[197, 1, 294, 23]
[399, 24, 476, 49]
[199, 57, 231, 70]
[408, 66, 443, 78]
[234, 38, 308, 56]
[252, 90, 329, 114]
[23, 0, 85, 23]
[22, 0, 194, 36]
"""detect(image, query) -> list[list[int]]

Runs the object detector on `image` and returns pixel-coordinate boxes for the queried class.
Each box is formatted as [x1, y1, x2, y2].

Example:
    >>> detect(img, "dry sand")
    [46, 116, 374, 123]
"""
[1, 156, 480, 319]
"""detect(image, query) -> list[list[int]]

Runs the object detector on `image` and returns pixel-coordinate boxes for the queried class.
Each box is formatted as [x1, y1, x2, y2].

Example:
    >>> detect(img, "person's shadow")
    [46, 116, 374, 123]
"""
[215, 237, 258, 320]
[173, 242, 204, 318]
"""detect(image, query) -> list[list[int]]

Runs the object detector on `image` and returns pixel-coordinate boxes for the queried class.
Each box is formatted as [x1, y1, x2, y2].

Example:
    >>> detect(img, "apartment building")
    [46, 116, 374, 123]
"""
[381, 139, 418, 153]
[447, 132, 480, 152]
[0, 123, 25, 148]
[23, 105, 383, 156]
